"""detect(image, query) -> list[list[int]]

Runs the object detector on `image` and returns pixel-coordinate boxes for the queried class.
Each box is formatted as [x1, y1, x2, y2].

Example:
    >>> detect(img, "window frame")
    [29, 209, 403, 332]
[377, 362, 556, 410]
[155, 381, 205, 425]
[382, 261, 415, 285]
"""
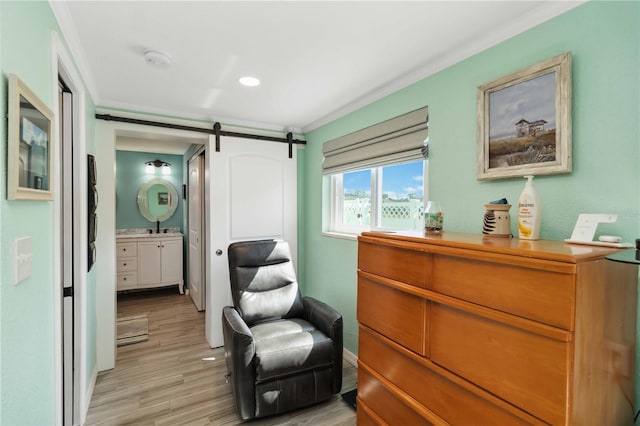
[326, 159, 427, 237]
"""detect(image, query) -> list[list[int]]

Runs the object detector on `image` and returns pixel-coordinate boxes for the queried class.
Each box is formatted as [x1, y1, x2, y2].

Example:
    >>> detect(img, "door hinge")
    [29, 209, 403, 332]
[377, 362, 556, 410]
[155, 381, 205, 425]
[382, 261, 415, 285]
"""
[63, 287, 74, 298]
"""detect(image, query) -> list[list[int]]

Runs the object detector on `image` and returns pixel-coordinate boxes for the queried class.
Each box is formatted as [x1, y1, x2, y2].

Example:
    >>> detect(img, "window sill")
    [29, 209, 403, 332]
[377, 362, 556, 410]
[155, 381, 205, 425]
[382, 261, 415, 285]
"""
[322, 231, 359, 241]
[322, 228, 412, 241]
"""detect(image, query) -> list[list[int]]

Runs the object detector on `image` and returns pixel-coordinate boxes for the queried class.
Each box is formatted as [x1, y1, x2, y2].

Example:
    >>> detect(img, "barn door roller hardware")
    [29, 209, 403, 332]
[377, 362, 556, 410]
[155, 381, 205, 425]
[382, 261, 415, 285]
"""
[95, 114, 305, 158]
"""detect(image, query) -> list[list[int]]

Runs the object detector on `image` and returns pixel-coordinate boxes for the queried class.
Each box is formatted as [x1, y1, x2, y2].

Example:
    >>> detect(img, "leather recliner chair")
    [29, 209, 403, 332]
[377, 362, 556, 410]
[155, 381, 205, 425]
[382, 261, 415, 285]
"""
[222, 239, 343, 420]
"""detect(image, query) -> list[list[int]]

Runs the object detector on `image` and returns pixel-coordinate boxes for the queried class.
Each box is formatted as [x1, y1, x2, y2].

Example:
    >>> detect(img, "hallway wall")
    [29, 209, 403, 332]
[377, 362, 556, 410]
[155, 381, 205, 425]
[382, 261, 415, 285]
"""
[0, 2, 98, 424]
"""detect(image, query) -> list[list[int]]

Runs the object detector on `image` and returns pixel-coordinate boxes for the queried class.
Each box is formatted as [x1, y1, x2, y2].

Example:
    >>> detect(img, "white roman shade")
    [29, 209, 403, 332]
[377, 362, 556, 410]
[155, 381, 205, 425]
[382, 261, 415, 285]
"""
[322, 106, 428, 175]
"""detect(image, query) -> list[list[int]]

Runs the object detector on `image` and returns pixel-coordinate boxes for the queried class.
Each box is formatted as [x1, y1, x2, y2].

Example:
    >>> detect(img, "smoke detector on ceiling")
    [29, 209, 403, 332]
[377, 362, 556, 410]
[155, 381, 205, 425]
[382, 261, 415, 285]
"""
[144, 50, 171, 66]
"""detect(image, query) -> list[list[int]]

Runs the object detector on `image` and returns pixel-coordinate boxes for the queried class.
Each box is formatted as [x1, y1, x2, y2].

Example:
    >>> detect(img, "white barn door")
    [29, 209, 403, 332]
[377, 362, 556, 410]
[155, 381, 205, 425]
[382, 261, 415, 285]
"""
[205, 135, 297, 348]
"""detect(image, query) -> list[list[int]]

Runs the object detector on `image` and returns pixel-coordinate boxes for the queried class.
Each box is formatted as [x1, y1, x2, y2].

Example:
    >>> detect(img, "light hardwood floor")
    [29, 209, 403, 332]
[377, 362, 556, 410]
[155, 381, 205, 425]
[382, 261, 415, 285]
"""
[86, 288, 357, 425]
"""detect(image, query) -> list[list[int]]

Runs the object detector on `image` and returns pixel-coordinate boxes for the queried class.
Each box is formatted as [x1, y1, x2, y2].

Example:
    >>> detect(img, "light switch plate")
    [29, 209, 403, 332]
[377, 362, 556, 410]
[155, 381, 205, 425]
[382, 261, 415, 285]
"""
[14, 236, 32, 285]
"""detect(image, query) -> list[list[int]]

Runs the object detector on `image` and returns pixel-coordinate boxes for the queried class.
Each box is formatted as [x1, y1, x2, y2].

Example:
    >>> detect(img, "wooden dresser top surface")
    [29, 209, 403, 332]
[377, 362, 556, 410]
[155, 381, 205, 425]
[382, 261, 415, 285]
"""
[359, 230, 627, 264]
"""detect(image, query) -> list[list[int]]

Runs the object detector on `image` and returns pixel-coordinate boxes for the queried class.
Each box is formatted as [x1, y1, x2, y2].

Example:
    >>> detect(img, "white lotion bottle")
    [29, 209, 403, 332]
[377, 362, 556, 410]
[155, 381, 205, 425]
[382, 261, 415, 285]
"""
[517, 175, 541, 240]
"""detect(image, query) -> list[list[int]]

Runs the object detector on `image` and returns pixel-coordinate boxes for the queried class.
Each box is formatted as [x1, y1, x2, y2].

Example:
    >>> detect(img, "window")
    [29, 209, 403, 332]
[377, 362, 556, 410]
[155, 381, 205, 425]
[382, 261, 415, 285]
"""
[329, 160, 425, 234]
[322, 106, 428, 236]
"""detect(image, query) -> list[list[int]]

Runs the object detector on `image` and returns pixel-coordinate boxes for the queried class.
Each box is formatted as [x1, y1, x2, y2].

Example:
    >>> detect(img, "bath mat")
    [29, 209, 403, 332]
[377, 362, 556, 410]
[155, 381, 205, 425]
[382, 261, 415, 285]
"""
[117, 314, 149, 346]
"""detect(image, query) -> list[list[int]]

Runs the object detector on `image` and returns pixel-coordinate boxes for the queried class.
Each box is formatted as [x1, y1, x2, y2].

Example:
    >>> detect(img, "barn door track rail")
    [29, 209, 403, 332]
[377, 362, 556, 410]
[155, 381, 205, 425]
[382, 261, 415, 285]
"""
[95, 113, 306, 158]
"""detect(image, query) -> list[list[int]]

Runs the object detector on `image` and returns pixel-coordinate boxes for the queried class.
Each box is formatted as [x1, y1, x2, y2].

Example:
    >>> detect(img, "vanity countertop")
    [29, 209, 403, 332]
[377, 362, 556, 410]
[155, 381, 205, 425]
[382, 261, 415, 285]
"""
[116, 228, 183, 239]
[116, 232, 183, 239]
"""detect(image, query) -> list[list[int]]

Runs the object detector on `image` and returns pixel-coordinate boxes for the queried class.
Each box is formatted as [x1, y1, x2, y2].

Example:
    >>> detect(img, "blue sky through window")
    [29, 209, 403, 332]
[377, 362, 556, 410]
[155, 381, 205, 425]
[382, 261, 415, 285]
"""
[343, 161, 423, 199]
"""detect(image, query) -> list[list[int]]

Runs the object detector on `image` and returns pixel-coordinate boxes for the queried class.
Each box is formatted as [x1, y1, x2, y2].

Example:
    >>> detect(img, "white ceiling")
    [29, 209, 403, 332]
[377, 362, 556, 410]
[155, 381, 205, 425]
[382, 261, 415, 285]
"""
[52, 1, 583, 137]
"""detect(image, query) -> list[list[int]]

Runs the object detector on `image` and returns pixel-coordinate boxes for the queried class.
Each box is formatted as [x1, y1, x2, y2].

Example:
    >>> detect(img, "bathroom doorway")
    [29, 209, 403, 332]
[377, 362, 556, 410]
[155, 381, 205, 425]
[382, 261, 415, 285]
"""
[112, 131, 207, 346]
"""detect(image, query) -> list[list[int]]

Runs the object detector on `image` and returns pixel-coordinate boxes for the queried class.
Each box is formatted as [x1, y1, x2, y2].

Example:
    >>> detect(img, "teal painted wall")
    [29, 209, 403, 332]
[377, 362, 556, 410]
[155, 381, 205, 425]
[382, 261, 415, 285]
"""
[1, 3, 58, 424]
[115, 151, 184, 232]
[302, 0, 639, 400]
[1, 2, 98, 424]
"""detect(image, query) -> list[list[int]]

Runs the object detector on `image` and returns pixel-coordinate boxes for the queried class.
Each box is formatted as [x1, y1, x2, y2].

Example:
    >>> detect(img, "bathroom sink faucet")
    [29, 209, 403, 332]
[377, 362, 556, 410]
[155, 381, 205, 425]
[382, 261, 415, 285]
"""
[156, 220, 160, 233]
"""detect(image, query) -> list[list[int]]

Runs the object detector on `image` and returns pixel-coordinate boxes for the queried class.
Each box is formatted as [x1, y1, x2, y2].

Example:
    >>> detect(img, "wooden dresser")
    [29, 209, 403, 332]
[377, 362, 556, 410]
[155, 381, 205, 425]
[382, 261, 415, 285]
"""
[357, 231, 637, 425]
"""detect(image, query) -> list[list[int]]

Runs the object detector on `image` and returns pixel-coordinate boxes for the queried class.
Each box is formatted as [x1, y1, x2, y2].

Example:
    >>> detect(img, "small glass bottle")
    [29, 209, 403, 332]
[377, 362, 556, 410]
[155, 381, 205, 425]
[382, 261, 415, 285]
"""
[424, 201, 443, 232]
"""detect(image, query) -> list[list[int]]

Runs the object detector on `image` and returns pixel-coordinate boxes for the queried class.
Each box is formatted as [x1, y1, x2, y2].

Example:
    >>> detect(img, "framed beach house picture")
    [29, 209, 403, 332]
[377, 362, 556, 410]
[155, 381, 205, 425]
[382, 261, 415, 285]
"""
[477, 52, 572, 180]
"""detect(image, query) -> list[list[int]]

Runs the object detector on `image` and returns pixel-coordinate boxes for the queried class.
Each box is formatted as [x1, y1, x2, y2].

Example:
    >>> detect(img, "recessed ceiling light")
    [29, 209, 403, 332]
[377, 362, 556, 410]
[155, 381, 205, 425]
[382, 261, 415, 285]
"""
[144, 50, 171, 66]
[239, 76, 260, 87]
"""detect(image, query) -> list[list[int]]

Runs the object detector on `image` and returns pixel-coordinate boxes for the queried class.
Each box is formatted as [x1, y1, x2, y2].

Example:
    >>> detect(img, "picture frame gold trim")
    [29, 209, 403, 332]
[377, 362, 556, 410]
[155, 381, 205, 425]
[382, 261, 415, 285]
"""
[477, 52, 572, 180]
[7, 74, 55, 200]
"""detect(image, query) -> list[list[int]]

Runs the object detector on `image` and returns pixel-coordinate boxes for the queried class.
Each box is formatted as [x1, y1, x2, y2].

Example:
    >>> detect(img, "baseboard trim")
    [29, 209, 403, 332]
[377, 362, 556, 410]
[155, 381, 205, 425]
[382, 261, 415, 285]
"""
[81, 365, 98, 425]
[343, 348, 358, 368]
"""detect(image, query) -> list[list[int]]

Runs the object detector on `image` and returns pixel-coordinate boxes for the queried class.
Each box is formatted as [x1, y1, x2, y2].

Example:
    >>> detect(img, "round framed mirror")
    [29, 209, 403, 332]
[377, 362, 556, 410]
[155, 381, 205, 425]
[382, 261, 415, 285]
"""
[137, 177, 179, 222]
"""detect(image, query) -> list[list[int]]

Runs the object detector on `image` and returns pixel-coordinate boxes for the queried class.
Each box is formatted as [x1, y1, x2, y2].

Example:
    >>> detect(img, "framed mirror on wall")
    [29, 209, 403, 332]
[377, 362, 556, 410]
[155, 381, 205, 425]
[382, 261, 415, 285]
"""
[7, 74, 55, 201]
[136, 177, 179, 222]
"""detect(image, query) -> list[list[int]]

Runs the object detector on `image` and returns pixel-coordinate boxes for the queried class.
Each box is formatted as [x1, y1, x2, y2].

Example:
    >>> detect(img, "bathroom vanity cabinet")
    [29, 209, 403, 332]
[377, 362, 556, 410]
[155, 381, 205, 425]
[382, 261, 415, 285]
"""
[116, 234, 184, 294]
[356, 231, 637, 425]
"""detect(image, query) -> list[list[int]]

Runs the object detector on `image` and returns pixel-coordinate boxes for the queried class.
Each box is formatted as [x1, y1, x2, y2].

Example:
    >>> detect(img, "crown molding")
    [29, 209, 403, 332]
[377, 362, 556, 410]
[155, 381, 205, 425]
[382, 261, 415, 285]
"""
[48, 0, 100, 104]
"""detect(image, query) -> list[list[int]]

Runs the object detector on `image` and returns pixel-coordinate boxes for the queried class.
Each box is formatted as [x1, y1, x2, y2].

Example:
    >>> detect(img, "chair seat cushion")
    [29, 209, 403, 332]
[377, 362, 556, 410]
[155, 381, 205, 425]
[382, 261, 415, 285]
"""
[251, 318, 334, 383]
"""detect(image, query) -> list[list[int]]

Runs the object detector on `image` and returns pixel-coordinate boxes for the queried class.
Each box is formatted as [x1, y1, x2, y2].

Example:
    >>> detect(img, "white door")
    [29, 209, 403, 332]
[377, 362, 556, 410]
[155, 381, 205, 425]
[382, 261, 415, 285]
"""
[205, 135, 297, 348]
[188, 155, 205, 311]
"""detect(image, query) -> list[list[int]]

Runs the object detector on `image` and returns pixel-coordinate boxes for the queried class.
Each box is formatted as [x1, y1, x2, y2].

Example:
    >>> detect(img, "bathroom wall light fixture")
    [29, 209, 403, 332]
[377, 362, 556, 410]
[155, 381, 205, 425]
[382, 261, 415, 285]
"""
[145, 159, 171, 175]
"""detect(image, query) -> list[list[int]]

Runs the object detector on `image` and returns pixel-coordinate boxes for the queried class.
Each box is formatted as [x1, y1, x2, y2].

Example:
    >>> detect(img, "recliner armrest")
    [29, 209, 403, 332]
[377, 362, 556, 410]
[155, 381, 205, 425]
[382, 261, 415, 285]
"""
[303, 297, 343, 394]
[302, 297, 342, 339]
[222, 306, 256, 420]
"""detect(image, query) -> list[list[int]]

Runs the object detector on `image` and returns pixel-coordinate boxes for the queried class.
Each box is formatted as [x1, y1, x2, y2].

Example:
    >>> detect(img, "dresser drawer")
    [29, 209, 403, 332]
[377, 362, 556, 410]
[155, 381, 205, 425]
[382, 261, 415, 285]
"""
[356, 400, 384, 426]
[359, 327, 542, 426]
[116, 242, 137, 259]
[431, 254, 575, 330]
[117, 272, 137, 290]
[117, 258, 137, 272]
[431, 303, 569, 425]
[358, 274, 427, 355]
[358, 367, 438, 426]
[358, 240, 426, 287]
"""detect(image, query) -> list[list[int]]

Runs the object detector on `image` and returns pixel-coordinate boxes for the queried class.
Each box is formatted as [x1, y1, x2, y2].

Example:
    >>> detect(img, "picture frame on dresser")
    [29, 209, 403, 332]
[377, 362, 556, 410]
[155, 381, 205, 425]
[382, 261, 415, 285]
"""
[7, 74, 55, 200]
[477, 52, 572, 180]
